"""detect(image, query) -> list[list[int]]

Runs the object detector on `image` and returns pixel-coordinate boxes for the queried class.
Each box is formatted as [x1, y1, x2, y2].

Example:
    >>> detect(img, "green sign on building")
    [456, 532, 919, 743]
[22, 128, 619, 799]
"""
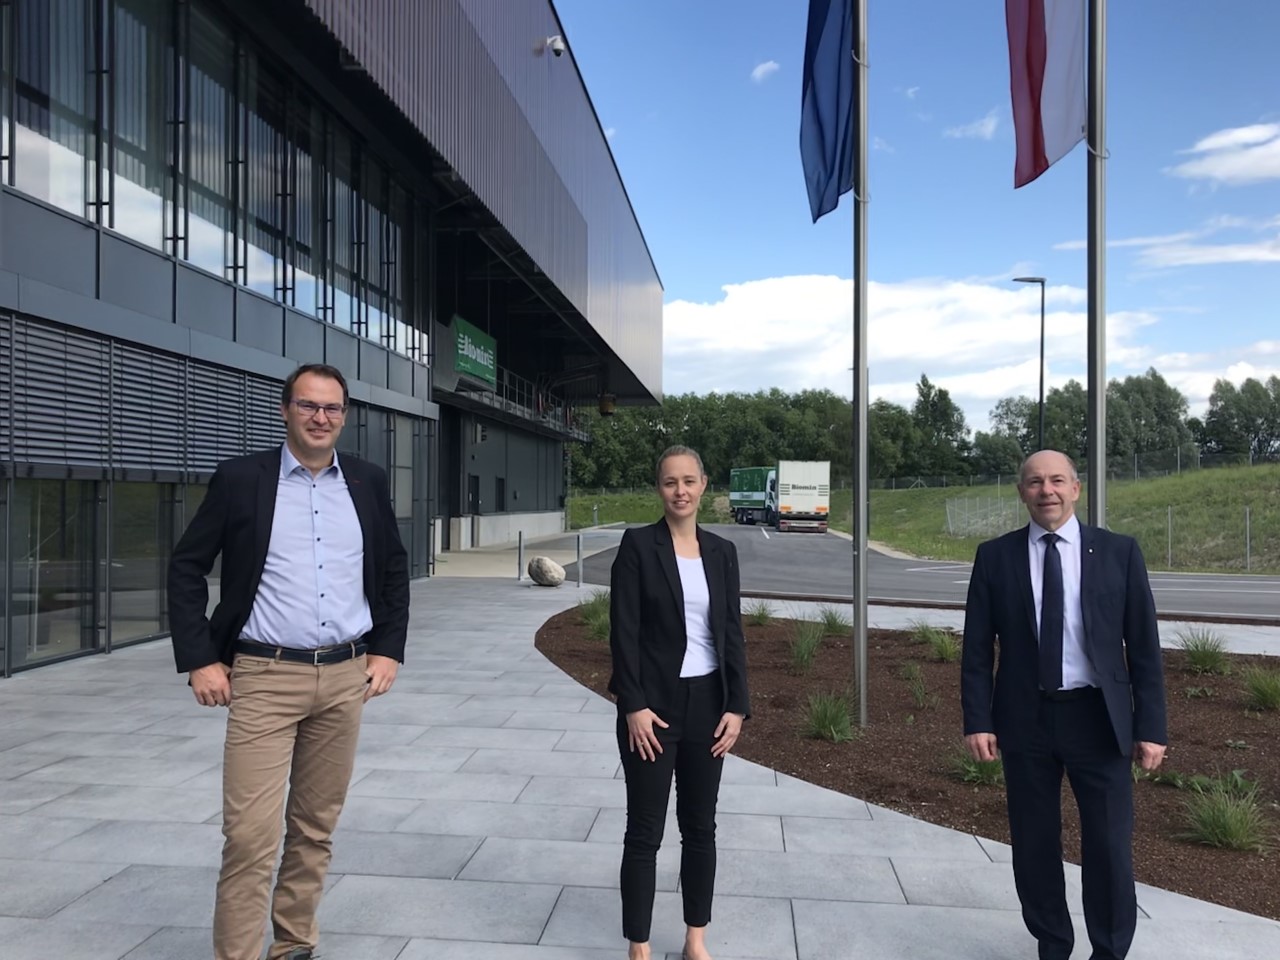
[453, 315, 497, 389]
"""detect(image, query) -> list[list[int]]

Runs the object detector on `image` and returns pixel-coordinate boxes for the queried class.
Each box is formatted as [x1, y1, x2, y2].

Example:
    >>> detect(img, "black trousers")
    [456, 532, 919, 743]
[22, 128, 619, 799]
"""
[616, 671, 725, 943]
[1001, 689, 1136, 960]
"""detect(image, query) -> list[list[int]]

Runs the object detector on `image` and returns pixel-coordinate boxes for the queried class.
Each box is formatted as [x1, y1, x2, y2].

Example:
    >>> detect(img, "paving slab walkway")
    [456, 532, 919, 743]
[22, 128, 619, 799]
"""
[1, 578, 1278, 960]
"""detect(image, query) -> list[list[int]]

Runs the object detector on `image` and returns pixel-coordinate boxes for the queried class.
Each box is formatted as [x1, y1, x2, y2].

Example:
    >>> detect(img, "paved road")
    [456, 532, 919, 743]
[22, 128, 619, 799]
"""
[565, 523, 1280, 621]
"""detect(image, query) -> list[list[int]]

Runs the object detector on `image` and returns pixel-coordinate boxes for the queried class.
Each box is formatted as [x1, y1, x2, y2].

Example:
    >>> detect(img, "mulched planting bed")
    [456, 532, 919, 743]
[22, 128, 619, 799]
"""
[535, 607, 1280, 920]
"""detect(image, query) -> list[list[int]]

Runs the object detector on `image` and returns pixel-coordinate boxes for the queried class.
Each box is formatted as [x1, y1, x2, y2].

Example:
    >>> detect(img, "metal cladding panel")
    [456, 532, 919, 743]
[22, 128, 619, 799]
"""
[301, 0, 663, 401]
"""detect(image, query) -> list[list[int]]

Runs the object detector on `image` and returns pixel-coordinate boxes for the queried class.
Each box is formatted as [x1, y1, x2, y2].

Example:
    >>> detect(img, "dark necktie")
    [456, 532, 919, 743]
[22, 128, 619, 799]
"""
[1039, 533, 1064, 693]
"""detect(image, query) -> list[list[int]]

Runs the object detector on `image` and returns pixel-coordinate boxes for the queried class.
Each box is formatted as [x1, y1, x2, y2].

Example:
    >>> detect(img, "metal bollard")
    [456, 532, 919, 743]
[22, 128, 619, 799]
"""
[517, 531, 524, 581]
[592, 503, 599, 526]
[577, 533, 583, 588]
[1246, 506, 1252, 572]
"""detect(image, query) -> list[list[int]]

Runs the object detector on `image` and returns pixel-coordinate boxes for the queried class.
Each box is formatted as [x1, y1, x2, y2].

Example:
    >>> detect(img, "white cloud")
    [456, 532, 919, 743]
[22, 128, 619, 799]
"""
[751, 60, 780, 84]
[662, 274, 1162, 430]
[1137, 236, 1280, 267]
[944, 109, 999, 141]
[1053, 215, 1280, 267]
[906, 86, 920, 100]
[604, 127, 617, 140]
[1053, 232, 1197, 252]
[872, 136, 894, 153]
[1166, 123, 1280, 185]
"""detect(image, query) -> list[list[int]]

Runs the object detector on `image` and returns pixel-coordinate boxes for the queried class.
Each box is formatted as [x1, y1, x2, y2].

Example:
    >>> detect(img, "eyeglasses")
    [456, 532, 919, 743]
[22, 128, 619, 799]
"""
[290, 399, 348, 419]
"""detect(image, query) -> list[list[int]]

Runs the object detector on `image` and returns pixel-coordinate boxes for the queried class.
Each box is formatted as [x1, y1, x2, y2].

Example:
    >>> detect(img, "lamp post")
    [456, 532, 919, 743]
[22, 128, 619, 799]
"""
[1013, 276, 1046, 450]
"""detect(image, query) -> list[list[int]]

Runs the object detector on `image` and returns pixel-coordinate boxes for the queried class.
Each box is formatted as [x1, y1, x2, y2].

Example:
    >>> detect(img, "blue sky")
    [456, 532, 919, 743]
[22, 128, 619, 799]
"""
[554, 0, 1280, 431]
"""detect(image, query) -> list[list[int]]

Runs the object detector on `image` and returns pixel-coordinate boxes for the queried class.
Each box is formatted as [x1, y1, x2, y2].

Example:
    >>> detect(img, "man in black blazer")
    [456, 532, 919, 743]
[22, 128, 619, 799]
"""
[168, 363, 408, 960]
[961, 449, 1167, 960]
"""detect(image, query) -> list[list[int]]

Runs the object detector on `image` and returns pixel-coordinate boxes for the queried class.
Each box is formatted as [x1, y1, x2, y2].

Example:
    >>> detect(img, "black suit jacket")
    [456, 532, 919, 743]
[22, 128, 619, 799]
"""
[961, 522, 1167, 755]
[607, 521, 751, 721]
[167, 447, 410, 673]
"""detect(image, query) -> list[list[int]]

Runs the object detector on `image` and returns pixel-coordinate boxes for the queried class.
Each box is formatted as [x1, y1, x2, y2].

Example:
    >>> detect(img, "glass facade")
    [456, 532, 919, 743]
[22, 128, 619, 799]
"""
[0, 0, 431, 359]
[0, 0, 441, 673]
[9, 479, 102, 669]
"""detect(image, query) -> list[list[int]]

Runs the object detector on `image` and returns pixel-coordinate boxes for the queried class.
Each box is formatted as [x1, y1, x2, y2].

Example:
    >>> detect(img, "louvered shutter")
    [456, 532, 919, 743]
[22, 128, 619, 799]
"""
[11, 319, 111, 466]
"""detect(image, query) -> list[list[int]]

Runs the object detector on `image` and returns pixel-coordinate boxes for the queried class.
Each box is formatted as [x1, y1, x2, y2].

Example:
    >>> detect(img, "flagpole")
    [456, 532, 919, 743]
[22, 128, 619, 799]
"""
[1086, 0, 1107, 526]
[851, 0, 869, 727]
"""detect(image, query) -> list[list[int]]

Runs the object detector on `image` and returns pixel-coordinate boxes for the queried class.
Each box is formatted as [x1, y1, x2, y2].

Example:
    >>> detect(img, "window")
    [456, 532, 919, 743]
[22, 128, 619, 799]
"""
[11, 0, 96, 216]
[1, 0, 14, 185]
[394, 414, 412, 520]
[9, 478, 101, 668]
[111, 0, 174, 250]
[240, 52, 285, 299]
[290, 92, 325, 316]
[184, 4, 234, 277]
[110, 481, 173, 645]
[330, 124, 356, 332]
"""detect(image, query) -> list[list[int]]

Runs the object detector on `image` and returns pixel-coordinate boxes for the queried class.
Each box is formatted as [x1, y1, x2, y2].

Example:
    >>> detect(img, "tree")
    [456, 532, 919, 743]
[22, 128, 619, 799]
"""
[908, 374, 970, 476]
[971, 431, 1025, 477]
[1109, 368, 1191, 453]
[989, 395, 1037, 453]
[869, 400, 917, 478]
[1041, 380, 1088, 461]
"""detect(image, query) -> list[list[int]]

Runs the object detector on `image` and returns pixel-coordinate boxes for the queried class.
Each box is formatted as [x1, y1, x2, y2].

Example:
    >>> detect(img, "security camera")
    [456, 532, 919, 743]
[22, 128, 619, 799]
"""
[546, 35, 567, 58]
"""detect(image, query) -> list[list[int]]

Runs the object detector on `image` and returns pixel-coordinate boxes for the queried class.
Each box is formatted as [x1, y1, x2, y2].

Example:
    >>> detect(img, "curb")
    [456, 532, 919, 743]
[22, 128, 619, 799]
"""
[738, 590, 1280, 628]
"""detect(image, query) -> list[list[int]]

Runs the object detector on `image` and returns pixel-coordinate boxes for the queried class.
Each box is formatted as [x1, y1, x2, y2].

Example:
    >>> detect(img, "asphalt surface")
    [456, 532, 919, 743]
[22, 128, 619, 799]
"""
[564, 523, 1280, 622]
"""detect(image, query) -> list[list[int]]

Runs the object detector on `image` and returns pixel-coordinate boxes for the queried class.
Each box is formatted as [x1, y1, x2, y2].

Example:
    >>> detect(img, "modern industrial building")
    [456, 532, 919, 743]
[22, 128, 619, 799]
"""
[0, 0, 663, 675]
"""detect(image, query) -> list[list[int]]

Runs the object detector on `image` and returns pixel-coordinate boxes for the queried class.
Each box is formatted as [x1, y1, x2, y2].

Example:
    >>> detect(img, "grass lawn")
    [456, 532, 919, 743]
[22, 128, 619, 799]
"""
[569, 464, 1280, 574]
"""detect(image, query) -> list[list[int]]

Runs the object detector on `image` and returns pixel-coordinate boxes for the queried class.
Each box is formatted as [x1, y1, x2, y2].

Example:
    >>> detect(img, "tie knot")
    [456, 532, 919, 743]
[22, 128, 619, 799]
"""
[1041, 533, 1061, 548]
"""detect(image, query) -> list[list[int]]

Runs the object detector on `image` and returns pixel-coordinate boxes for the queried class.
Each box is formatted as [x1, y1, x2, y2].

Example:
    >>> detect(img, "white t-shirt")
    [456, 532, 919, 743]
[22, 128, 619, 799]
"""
[676, 554, 719, 678]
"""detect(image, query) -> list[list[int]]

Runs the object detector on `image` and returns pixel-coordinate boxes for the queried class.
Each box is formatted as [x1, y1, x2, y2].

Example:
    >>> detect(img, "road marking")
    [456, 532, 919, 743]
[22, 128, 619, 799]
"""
[1152, 586, 1280, 593]
[904, 564, 971, 574]
[1150, 578, 1280, 588]
[954, 579, 970, 585]
[760, 528, 771, 540]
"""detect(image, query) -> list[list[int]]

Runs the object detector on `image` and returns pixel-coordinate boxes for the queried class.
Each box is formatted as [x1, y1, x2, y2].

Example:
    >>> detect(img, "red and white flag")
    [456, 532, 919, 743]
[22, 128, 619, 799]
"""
[1006, 0, 1086, 187]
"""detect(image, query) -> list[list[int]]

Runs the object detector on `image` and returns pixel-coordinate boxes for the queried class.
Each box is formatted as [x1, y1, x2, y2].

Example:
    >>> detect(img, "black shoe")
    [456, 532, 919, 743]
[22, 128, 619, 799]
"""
[282, 950, 315, 960]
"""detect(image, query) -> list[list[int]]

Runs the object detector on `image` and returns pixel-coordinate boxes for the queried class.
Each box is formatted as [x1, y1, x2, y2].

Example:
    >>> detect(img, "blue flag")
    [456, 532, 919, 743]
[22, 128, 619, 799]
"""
[800, 0, 854, 222]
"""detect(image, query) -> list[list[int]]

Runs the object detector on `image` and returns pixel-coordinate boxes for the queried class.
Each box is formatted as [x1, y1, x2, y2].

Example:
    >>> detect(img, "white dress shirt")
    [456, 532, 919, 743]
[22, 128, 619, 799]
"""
[676, 554, 720, 678]
[240, 444, 373, 650]
[1026, 514, 1098, 691]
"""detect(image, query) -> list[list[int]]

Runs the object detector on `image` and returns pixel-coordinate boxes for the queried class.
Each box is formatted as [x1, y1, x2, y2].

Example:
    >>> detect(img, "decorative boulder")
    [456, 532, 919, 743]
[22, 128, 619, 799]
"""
[528, 556, 566, 587]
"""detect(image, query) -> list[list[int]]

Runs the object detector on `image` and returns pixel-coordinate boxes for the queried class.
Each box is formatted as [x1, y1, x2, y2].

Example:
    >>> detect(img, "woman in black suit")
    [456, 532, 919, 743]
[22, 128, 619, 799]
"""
[608, 445, 750, 960]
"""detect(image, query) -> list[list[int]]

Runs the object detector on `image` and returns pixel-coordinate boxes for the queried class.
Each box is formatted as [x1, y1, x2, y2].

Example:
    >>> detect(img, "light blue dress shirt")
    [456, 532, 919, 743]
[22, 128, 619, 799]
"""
[240, 445, 373, 650]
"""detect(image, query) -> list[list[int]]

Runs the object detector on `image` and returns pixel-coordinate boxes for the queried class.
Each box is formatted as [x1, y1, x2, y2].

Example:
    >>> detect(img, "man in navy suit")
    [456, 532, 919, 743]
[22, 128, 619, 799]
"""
[961, 449, 1168, 960]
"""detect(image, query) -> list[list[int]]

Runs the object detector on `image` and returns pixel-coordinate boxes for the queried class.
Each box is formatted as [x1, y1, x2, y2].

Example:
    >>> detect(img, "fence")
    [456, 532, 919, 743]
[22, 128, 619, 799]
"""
[942, 496, 1280, 573]
[872, 444, 1280, 491]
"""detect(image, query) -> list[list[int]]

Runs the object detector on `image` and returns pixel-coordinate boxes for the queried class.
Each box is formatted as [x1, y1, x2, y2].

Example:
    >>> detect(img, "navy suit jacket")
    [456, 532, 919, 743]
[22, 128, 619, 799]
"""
[167, 447, 410, 673]
[961, 522, 1167, 755]
[607, 520, 751, 721]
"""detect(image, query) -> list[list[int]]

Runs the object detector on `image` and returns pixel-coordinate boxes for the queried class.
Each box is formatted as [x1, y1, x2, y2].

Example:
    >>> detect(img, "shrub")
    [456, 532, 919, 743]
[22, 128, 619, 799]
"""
[805, 691, 854, 743]
[1174, 628, 1230, 676]
[1242, 666, 1280, 711]
[1180, 779, 1270, 853]
[745, 600, 773, 627]
[789, 620, 825, 674]
[926, 628, 962, 663]
[578, 590, 611, 643]
[818, 604, 852, 635]
[900, 662, 934, 710]
[952, 751, 1004, 786]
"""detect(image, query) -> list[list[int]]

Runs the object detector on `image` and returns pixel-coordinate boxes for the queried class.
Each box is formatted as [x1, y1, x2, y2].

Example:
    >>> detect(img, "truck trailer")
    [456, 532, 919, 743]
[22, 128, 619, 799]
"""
[774, 460, 831, 532]
[729, 460, 831, 532]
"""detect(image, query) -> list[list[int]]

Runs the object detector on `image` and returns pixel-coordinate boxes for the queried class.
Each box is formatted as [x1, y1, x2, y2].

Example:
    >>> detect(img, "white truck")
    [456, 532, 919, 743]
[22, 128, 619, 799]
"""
[773, 460, 831, 533]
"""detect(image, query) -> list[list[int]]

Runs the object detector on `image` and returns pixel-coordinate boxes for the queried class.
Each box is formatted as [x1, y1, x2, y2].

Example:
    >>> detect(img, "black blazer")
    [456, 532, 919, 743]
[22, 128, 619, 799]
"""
[961, 523, 1167, 755]
[167, 447, 410, 673]
[607, 520, 750, 721]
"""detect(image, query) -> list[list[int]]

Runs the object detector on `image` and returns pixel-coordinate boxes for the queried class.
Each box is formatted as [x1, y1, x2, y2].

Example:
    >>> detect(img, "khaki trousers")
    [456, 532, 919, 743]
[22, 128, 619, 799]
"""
[212, 652, 367, 960]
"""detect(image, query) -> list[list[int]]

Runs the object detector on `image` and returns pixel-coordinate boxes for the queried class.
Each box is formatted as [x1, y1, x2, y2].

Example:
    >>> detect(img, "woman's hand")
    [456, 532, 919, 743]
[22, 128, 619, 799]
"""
[626, 708, 669, 761]
[711, 712, 744, 757]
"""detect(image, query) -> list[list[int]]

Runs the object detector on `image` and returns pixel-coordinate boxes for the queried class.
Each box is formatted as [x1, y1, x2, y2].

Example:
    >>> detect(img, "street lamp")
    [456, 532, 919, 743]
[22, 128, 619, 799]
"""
[1013, 276, 1046, 450]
